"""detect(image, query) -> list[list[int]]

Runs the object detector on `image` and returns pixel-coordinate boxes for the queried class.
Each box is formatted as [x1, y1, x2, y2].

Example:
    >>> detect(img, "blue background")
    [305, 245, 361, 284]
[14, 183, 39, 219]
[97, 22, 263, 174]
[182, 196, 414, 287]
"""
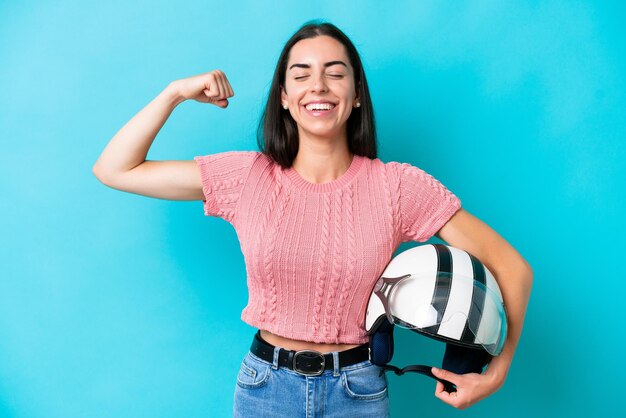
[1, 1, 624, 417]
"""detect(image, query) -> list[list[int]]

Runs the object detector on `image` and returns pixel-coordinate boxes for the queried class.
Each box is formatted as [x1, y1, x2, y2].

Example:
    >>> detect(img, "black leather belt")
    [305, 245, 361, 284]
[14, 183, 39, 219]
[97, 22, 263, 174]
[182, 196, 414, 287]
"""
[250, 330, 370, 376]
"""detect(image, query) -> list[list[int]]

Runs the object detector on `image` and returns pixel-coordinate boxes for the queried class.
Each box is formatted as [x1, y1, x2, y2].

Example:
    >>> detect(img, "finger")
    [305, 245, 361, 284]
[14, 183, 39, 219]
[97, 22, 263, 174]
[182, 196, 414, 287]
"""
[207, 76, 220, 99]
[224, 76, 234, 97]
[219, 76, 231, 99]
[435, 386, 459, 407]
[215, 98, 229, 108]
[214, 71, 227, 99]
[218, 71, 234, 98]
[436, 388, 454, 401]
[435, 381, 445, 395]
[204, 76, 220, 97]
[432, 367, 460, 385]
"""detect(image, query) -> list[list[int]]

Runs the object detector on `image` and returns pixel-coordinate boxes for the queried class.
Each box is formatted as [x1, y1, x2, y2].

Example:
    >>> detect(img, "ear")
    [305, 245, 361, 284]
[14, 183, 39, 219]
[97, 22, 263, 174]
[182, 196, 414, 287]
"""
[280, 85, 287, 104]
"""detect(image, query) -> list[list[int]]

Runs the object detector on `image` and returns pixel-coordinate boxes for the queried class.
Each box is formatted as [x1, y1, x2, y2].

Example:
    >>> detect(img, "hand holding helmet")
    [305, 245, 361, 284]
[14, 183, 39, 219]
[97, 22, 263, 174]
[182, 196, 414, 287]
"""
[365, 244, 508, 402]
[432, 366, 504, 409]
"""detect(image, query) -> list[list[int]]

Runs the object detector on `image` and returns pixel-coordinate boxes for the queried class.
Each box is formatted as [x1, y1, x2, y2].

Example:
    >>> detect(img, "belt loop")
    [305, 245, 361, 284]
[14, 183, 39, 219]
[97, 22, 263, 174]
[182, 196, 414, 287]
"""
[272, 347, 280, 370]
[332, 351, 340, 377]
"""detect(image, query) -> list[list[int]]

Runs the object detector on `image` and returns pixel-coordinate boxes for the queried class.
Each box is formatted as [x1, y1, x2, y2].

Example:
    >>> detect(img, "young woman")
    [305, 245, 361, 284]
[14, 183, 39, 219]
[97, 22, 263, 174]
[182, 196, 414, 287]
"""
[93, 21, 533, 417]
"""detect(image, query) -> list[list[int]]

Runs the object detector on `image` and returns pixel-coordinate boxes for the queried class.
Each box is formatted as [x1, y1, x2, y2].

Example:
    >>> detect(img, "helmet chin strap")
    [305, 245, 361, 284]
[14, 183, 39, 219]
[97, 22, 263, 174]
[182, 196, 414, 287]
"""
[368, 318, 491, 394]
[368, 319, 458, 392]
[378, 363, 457, 393]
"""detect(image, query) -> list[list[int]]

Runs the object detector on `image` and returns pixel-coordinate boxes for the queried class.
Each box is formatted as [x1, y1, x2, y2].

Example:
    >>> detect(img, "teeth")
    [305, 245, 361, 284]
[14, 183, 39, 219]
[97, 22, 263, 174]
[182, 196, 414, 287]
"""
[305, 103, 334, 111]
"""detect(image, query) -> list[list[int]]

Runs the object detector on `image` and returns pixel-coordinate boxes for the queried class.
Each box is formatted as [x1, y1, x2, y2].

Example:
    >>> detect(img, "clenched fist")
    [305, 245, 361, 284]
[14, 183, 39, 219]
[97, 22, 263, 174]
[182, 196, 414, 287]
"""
[172, 70, 234, 108]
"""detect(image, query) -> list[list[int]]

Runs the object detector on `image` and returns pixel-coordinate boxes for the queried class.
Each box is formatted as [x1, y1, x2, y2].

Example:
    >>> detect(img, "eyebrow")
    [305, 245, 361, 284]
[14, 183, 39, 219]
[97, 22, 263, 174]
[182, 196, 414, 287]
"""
[288, 60, 348, 71]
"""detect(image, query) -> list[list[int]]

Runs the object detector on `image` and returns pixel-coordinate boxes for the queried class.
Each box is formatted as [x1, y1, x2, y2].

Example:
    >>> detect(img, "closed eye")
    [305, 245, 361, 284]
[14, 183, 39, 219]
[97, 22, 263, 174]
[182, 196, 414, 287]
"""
[294, 74, 345, 80]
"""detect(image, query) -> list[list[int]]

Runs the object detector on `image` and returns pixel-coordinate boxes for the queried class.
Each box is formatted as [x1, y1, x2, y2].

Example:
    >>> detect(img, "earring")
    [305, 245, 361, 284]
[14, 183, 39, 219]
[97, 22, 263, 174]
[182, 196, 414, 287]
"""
[283, 104, 288, 109]
[355, 101, 361, 108]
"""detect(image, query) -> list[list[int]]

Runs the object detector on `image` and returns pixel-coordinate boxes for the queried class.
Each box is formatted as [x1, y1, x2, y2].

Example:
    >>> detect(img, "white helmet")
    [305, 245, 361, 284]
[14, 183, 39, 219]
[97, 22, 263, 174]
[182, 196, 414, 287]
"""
[365, 244, 507, 391]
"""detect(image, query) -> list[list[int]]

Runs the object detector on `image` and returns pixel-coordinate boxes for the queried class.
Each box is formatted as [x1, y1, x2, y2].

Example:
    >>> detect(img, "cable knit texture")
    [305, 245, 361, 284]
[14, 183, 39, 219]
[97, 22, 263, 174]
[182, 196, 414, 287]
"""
[193, 151, 462, 344]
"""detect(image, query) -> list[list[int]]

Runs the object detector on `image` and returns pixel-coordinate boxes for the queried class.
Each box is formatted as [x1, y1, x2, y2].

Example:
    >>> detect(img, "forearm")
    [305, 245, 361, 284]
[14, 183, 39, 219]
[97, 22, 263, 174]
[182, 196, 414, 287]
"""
[92, 82, 185, 179]
[484, 262, 533, 386]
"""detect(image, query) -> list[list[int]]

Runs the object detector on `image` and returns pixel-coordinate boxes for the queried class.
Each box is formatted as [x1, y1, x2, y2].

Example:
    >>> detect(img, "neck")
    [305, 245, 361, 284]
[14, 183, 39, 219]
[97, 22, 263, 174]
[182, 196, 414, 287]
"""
[291, 135, 353, 185]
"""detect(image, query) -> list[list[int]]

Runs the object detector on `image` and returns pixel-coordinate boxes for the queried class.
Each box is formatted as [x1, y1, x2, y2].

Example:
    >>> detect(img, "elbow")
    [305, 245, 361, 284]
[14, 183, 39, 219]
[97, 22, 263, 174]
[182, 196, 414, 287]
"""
[92, 164, 106, 184]
[493, 256, 534, 288]
[92, 164, 114, 186]
[509, 251, 534, 285]
[521, 259, 534, 287]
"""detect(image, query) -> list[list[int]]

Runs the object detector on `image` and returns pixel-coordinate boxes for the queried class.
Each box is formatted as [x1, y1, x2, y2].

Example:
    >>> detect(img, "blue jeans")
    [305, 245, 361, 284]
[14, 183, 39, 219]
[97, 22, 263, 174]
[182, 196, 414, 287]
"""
[233, 348, 390, 417]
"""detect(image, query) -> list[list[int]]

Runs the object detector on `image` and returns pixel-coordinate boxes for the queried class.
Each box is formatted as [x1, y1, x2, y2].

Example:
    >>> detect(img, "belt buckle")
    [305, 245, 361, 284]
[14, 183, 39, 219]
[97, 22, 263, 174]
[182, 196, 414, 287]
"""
[293, 350, 325, 376]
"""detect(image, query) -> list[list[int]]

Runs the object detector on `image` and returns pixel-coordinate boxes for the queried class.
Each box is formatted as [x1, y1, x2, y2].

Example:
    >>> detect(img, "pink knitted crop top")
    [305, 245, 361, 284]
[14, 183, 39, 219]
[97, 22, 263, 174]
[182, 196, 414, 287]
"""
[193, 151, 461, 344]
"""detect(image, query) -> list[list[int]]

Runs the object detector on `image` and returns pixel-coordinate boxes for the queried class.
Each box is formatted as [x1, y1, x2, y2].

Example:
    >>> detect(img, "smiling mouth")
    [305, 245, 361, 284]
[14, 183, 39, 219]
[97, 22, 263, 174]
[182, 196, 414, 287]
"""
[304, 102, 336, 111]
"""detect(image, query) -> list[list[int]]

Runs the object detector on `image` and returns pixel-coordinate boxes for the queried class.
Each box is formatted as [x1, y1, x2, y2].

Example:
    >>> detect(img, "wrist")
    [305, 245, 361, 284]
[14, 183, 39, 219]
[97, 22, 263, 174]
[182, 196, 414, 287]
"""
[164, 81, 186, 107]
[485, 359, 508, 389]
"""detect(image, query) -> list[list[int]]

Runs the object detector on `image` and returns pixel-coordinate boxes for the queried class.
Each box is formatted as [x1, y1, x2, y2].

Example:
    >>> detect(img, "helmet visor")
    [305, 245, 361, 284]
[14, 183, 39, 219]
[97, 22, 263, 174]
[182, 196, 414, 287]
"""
[373, 272, 507, 356]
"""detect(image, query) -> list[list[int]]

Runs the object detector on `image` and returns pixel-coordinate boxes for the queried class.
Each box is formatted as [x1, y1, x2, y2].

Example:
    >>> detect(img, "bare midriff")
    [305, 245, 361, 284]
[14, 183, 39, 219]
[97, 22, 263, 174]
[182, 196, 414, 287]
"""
[259, 329, 363, 354]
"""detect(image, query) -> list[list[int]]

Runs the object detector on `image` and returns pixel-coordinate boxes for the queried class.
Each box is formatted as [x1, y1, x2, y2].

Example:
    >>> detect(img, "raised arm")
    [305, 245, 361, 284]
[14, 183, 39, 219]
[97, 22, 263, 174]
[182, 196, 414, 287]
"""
[92, 70, 234, 200]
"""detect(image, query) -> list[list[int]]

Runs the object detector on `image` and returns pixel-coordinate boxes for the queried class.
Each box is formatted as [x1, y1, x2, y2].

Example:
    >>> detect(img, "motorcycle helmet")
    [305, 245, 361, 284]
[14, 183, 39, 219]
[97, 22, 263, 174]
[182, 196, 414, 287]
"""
[365, 244, 507, 392]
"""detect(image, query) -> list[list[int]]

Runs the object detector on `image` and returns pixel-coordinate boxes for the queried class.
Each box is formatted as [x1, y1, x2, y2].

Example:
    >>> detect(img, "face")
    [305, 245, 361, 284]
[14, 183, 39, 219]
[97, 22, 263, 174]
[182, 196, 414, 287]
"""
[281, 35, 360, 141]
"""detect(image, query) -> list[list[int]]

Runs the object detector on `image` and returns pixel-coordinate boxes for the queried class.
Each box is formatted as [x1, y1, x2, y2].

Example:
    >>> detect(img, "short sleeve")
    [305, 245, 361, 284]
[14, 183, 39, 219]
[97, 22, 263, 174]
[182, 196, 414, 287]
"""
[193, 150, 259, 223]
[391, 162, 462, 242]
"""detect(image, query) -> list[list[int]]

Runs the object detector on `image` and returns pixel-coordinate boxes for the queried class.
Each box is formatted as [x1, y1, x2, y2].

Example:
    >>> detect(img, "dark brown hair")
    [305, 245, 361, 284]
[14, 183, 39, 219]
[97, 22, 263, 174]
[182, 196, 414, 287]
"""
[257, 20, 377, 167]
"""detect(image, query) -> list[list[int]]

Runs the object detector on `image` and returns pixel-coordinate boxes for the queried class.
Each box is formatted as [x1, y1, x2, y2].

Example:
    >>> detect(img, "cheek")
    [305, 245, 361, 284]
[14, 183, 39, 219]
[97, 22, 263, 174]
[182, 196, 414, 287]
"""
[339, 83, 356, 100]
[285, 81, 305, 95]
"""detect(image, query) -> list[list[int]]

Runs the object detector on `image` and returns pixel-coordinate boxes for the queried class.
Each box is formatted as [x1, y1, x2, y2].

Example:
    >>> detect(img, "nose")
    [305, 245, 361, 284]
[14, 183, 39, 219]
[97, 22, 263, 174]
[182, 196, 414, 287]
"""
[310, 72, 328, 93]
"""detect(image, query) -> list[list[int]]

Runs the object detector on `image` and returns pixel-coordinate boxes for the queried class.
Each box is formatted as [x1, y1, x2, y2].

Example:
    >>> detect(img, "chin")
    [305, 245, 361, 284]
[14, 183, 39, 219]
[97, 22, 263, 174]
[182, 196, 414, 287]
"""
[304, 129, 343, 140]
[301, 123, 346, 137]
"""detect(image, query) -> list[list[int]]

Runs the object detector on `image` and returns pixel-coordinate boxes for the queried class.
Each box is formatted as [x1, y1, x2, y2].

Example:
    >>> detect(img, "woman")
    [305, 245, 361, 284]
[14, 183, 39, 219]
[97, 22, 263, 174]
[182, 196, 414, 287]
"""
[93, 21, 533, 417]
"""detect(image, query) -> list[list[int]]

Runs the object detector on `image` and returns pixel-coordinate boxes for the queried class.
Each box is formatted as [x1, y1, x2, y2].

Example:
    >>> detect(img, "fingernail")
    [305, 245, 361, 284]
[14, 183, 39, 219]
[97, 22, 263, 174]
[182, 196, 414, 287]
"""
[432, 367, 439, 373]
